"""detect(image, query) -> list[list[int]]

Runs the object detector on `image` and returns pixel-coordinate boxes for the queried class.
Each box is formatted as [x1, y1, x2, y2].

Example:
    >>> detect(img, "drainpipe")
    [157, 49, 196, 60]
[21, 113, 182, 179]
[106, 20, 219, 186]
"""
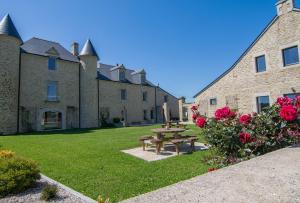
[155, 85, 158, 123]
[97, 79, 100, 127]
[78, 63, 81, 128]
[17, 48, 22, 134]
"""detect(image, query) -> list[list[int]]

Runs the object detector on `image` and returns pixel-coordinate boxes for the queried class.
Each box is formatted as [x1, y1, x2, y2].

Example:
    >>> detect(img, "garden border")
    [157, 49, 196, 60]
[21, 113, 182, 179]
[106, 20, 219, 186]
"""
[40, 174, 97, 203]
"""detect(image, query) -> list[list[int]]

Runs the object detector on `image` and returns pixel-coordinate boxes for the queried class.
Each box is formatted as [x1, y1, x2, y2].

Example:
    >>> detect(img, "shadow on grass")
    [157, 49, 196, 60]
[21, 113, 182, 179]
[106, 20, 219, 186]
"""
[4, 127, 120, 137]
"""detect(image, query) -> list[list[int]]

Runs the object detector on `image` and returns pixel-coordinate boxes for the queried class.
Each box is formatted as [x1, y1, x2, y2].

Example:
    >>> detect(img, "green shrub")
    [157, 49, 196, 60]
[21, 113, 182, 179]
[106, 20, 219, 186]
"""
[0, 155, 40, 197]
[40, 184, 58, 201]
[192, 96, 300, 167]
[112, 118, 121, 123]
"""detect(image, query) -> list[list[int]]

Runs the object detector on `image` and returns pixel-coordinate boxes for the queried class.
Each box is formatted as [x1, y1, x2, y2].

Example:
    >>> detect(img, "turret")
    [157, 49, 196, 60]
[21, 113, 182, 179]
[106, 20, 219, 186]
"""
[0, 14, 22, 134]
[79, 39, 99, 128]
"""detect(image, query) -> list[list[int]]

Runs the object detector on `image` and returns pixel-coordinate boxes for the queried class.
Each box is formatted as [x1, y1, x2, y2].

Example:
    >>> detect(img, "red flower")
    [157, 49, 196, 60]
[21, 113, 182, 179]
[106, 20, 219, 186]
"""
[239, 132, 252, 144]
[279, 105, 298, 121]
[276, 97, 293, 107]
[208, 168, 216, 172]
[191, 105, 198, 111]
[192, 114, 198, 121]
[215, 107, 236, 120]
[239, 114, 252, 125]
[296, 96, 300, 109]
[196, 117, 207, 128]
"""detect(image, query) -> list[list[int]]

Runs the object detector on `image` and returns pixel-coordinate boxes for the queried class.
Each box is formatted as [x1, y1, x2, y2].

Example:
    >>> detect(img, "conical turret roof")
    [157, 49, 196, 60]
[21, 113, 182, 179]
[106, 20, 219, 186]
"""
[79, 39, 99, 60]
[0, 14, 22, 41]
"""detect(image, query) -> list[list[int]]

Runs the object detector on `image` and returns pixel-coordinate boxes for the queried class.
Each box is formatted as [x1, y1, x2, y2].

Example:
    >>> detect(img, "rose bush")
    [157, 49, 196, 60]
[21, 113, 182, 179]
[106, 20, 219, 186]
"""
[192, 96, 299, 166]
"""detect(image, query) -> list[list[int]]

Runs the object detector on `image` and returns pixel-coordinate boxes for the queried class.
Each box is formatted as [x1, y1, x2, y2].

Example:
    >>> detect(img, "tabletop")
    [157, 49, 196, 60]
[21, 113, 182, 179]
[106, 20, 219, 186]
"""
[151, 128, 185, 134]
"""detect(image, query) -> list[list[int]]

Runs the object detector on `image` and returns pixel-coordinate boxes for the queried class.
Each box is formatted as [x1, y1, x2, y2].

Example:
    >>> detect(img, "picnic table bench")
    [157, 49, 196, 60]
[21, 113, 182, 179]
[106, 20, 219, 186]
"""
[139, 134, 198, 155]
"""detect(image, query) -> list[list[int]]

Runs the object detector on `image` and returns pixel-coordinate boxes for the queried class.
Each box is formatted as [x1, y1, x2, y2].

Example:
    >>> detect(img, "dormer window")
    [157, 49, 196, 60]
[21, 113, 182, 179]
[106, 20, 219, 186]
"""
[141, 73, 146, 84]
[48, 57, 56, 70]
[119, 70, 126, 81]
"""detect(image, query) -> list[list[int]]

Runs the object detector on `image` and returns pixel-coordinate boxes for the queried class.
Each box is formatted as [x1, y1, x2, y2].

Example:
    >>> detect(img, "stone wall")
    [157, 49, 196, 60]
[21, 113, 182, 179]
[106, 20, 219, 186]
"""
[156, 88, 179, 120]
[79, 56, 98, 128]
[195, 10, 300, 117]
[19, 53, 80, 132]
[0, 35, 21, 135]
[98, 80, 179, 125]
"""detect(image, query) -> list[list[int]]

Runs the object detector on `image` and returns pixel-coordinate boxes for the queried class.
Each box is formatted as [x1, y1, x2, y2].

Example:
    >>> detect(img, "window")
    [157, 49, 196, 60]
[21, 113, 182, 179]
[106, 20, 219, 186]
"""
[210, 98, 217, 105]
[142, 92, 147, 101]
[282, 46, 299, 66]
[255, 55, 266, 72]
[143, 110, 147, 120]
[47, 81, 58, 101]
[150, 109, 154, 120]
[48, 57, 56, 70]
[164, 95, 168, 102]
[284, 93, 300, 99]
[119, 70, 125, 81]
[42, 111, 62, 130]
[121, 89, 127, 100]
[256, 96, 270, 113]
[141, 74, 146, 84]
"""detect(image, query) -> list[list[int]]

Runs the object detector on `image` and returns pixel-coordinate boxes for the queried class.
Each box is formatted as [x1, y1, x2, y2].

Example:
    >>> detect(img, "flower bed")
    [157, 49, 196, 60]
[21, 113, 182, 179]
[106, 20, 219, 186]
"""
[191, 96, 300, 167]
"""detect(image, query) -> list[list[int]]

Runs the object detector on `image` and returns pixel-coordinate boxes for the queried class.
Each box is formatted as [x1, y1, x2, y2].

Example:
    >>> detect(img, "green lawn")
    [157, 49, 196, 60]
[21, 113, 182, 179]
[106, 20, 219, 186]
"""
[0, 125, 211, 202]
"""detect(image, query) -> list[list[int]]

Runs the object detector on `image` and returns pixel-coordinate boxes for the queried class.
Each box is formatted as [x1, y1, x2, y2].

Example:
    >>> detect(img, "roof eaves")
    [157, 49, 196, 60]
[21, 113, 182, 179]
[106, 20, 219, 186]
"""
[193, 15, 278, 98]
[158, 86, 178, 99]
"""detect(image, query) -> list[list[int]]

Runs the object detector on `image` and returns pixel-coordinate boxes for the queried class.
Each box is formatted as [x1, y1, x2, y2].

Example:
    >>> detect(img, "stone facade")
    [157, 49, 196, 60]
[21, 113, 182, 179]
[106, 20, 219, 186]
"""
[178, 97, 193, 122]
[0, 16, 179, 135]
[0, 35, 21, 134]
[191, 0, 300, 118]
[19, 53, 80, 132]
[79, 55, 98, 128]
[98, 80, 178, 125]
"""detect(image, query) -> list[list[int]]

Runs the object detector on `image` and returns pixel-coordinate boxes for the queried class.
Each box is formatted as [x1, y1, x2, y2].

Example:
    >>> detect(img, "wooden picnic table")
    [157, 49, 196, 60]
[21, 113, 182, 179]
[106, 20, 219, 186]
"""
[151, 128, 186, 140]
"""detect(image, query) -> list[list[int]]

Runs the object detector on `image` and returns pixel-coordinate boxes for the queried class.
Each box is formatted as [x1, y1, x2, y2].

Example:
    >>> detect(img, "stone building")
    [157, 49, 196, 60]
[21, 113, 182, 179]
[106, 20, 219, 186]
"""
[186, 0, 300, 119]
[0, 14, 178, 135]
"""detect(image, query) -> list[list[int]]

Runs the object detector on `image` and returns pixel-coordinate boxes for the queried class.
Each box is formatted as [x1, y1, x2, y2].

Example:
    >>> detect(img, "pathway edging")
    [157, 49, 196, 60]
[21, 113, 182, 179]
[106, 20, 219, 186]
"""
[41, 174, 97, 203]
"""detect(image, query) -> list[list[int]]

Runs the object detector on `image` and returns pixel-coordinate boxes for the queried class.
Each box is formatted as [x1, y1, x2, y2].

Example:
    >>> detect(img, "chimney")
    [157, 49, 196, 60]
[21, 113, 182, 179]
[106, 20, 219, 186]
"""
[71, 42, 79, 56]
[276, 0, 295, 16]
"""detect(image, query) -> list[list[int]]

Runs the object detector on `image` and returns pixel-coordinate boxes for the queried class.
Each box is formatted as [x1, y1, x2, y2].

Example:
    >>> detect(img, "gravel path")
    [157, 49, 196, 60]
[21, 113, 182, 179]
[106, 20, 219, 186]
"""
[121, 144, 300, 203]
[0, 175, 96, 203]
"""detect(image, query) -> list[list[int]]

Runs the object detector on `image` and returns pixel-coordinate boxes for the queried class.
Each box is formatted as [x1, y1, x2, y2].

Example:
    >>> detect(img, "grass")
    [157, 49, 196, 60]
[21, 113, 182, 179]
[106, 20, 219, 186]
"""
[0, 125, 211, 202]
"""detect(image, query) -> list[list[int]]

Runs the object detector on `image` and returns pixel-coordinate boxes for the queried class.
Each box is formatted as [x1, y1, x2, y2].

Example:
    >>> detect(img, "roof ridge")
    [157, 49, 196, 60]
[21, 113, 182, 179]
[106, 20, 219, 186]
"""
[31, 37, 60, 44]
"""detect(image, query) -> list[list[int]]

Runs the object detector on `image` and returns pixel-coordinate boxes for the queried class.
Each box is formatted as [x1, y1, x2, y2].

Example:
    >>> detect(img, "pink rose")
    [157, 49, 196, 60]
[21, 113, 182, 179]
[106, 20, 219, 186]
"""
[196, 117, 207, 128]
[276, 97, 293, 107]
[239, 114, 252, 125]
[279, 105, 298, 121]
[215, 107, 236, 120]
[239, 132, 252, 144]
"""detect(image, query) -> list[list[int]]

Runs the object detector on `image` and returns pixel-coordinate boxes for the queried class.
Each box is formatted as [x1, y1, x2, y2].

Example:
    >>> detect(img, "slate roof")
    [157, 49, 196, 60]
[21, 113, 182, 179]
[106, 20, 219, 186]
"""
[97, 63, 155, 86]
[80, 39, 99, 60]
[21, 37, 79, 62]
[193, 15, 279, 98]
[97, 63, 178, 98]
[0, 14, 22, 41]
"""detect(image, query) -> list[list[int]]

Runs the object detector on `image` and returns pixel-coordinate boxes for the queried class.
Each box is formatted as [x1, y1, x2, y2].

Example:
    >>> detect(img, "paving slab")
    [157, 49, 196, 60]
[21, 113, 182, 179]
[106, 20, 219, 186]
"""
[121, 144, 300, 203]
[122, 142, 209, 162]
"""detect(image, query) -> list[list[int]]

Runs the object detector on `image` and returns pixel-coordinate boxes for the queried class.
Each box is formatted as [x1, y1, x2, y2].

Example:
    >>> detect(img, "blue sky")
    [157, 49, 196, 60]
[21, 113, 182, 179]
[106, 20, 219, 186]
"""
[1, 0, 297, 102]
